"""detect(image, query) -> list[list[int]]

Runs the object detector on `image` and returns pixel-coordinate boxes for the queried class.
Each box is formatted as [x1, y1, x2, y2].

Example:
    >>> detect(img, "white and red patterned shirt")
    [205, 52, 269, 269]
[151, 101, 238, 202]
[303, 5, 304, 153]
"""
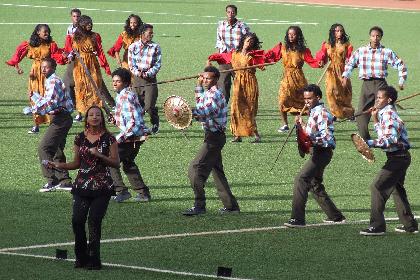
[216, 19, 249, 53]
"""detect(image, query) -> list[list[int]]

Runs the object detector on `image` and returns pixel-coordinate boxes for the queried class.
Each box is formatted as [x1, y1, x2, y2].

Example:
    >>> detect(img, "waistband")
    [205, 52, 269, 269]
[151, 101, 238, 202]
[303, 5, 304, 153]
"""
[386, 149, 410, 157]
[362, 77, 385, 81]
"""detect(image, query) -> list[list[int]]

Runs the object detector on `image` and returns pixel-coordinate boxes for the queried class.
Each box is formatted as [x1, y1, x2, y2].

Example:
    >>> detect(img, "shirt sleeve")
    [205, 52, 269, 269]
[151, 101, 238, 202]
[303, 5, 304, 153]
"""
[342, 48, 359, 78]
[128, 43, 140, 76]
[94, 33, 111, 75]
[388, 50, 407, 85]
[264, 43, 282, 63]
[50, 41, 66, 65]
[208, 52, 232, 65]
[107, 34, 124, 57]
[303, 48, 321, 68]
[369, 111, 400, 148]
[315, 42, 328, 64]
[116, 95, 137, 142]
[5, 41, 29, 66]
[30, 78, 61, 115]
[215, 22, 225, 52]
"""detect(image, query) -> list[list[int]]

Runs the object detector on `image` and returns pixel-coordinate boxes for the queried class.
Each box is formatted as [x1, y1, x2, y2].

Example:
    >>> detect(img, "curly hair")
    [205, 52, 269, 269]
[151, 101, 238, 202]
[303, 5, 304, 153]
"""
[73, 15, 94, 43]
[124, 14, 143, 37]
[328, 23, 349, 47]
[29, 24, 52, 47]
[284, 25, 306, 53]
[236, 32, 261, 52]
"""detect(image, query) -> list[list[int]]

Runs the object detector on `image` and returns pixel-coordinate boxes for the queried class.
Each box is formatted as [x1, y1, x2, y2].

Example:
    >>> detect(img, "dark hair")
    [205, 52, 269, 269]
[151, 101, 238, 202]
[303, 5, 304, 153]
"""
[84, 105, 108, 132]
[112, 68, 131, 86]
[74, 15, 93, 43]
[141, 24, 153, 34]
[29, 24, 52, 47]
[328, 23, 349, 47]
[378, 86, 398, 104]
[203, 66, 220, 80]
[369, 26, 383, 37]
[70, 8, 81, 15]
[284, 25, 306, 53]
[236, 32, 261, 52]
[303, 84, 322, 98]
[41, 57, 57, 70]
[124, 14, 143, 36]
[226, 4, 237, 13]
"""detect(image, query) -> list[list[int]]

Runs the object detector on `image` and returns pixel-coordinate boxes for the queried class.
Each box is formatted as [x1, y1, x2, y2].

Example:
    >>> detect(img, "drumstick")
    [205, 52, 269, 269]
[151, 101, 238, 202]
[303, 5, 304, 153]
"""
[134, 62, 277, 88]
[270, 104, 308, 172]
[337, 91, 420, 123]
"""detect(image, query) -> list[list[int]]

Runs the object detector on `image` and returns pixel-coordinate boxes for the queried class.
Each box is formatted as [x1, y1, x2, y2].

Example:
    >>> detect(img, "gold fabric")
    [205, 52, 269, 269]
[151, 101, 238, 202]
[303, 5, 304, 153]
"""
[324, 42, 354, 119]
[120, 31, 140, 69]
[72, 36, 103, 114]
[278, 45, 307, 114]
[230, 52, 259, 137]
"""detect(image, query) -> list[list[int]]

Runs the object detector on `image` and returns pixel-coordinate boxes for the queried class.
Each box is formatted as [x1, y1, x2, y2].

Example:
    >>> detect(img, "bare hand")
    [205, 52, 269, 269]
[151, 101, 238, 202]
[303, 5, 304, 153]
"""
[341, 77, 348, 88]
[29, 69, 36, 80]
[16, 67, 24, 75]
[399, 84, 404, 90]
[206, 60, 212, 67]
[197, 74, 204, 86]
[89, 147, 101, 157]
[295, 115, 302, 125]
[371, 107, 379, 123]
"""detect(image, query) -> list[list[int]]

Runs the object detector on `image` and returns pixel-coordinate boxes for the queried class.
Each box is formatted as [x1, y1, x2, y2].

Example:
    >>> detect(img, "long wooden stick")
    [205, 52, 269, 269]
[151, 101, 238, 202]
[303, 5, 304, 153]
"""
[134, 62, 277, 88]
[316, 61, 331, 86]
[337, 91, 420, 123]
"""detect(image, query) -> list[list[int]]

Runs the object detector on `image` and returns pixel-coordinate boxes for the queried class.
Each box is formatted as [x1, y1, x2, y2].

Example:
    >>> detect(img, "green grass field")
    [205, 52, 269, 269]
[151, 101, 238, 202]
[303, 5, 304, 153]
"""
[1, 1, 419, 279]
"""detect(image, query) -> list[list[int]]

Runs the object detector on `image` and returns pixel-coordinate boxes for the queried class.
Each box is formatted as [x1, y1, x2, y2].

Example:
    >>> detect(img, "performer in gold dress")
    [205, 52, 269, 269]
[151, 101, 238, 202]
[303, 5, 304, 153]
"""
[316, 23, 354, 119]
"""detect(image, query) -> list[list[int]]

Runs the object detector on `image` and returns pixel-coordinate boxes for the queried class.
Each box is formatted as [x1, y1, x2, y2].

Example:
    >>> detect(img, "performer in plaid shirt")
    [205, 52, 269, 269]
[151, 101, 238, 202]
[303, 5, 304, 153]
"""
[109, 68, 151, 203]
[214, 4, 250, 103]
[360, 86, 418, 236]
[128, 23, 162, 134]
[183, 66, 240, 216]
[31, 58, 74, 192]
[284, 84, 345, 227]
[342, 26, 407, 140]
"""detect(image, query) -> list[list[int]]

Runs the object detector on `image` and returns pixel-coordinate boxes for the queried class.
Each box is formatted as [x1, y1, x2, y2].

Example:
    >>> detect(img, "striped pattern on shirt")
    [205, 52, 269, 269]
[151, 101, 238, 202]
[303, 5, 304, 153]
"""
[114, 87, 148, 143]
[367, 105, 410, 152]
[128, 40, 162, 78]
[216, 20, 249, 53]
[31, 73, 74, 115]
[342, 44, 407, 85]
[305, 103, 336, 149]
[193, 85, 227, 133]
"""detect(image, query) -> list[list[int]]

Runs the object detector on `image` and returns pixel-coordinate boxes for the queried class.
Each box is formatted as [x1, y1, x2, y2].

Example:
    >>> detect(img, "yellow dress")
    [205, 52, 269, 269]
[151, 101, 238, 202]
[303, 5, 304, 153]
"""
[72, 34, 108, 114]
[108, 31, 141, 69]
[321, 42, 355, 119]
[230, 52, 259, 137]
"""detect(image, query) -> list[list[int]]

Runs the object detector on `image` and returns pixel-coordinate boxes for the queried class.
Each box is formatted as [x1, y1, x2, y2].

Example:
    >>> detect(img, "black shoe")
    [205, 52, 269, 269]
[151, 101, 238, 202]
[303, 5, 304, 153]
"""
[74, 259, 87, 269]
[86, 261, 102, 270]
[231, 137, 242, 143]
[395, 225, 419, 234]
[360, 226, 385, 236]
[284, 218, 306, 228]
[219, 207, 240, 214]
[323, 216, 346, 224]
[151, 124, 159, 134]
[182, 207, 206, 216]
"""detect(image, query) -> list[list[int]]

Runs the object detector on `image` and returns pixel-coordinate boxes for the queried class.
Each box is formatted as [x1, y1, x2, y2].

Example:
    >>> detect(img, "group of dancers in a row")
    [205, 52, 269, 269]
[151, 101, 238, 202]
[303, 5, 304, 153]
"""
[6, 4, 417, 271]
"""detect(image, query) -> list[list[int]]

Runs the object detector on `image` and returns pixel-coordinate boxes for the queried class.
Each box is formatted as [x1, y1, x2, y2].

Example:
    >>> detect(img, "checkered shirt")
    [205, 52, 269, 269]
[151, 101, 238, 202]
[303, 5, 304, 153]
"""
[193, 85, 227, 133]
[128, 40, 162, 78]
[305, 102, 336, 149]
[342, 43, 407, 85]
[114, 87, 148, 143]
[367, 105, 410, 152]
[66, 24, 77, 36]
[31, 73, 74, 115]
[216, 20, 249, 53]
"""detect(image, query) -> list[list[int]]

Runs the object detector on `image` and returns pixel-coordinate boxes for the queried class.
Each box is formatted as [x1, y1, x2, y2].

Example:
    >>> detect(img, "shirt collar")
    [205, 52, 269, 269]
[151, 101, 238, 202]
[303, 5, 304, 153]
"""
[378, 104, 394, 116]
[366, 43, 384, 50]
[117, 87, 129, 95]
[310, 102, 324, 112]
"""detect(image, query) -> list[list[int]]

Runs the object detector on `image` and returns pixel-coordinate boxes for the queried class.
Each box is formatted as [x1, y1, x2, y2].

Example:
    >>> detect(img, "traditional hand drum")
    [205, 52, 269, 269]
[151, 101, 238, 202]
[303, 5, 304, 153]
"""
[163, 95, 192, 130]
[351, 133, 375, 163]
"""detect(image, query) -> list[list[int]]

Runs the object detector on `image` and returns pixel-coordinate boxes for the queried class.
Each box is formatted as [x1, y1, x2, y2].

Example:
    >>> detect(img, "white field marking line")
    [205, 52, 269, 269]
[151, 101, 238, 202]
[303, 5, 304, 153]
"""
[0, 252, 253, 280]
[0, 22, 318, 25]
[0, 3, 318, 25]
[240, 0, 420, 13]
[2, 216, 417, 253]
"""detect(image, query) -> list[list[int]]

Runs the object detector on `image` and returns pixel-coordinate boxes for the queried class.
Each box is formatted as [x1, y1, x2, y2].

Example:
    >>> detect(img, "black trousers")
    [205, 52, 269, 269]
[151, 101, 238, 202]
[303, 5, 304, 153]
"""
[291, 147, 344, 222]
[110, 141, 149, 195]
[38, 112, 72, 185]
[132, 75, 159, 126]
[217, 63, 234, 104]
[369, 150, 418, 231]
[188, 131, 239, 210]
[72, 194, 111, 265]
[356, 79, 387, 140]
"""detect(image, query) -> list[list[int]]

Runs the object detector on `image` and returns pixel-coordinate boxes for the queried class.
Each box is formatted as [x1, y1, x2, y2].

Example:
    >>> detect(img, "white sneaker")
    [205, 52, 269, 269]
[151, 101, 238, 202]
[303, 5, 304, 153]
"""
[39, 183, 60, 192]
[277, 125, 289, 133]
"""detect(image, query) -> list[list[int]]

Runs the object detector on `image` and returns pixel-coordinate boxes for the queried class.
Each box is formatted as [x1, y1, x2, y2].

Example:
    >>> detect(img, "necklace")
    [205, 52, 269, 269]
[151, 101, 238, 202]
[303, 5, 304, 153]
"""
[87, 127, 103, 136]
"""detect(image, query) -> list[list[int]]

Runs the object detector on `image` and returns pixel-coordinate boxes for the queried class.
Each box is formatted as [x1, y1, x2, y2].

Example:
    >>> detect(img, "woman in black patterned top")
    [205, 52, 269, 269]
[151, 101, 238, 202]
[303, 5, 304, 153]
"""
[48, 105, 119, 270]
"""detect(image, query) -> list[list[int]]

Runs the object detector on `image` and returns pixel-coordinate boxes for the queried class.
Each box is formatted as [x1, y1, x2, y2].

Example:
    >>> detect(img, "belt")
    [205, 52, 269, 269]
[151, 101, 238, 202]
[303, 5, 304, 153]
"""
[386, 149, 409, 157]
[362, 77, 385, 81]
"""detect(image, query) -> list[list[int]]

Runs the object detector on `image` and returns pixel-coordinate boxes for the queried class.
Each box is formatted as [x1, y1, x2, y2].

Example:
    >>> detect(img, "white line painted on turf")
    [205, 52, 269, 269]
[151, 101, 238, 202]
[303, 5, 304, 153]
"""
[0, 3, 318, 25]
[1, 216, 416, 253]
[0, 251, 254, 280]
[0, 22, 317, 25]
